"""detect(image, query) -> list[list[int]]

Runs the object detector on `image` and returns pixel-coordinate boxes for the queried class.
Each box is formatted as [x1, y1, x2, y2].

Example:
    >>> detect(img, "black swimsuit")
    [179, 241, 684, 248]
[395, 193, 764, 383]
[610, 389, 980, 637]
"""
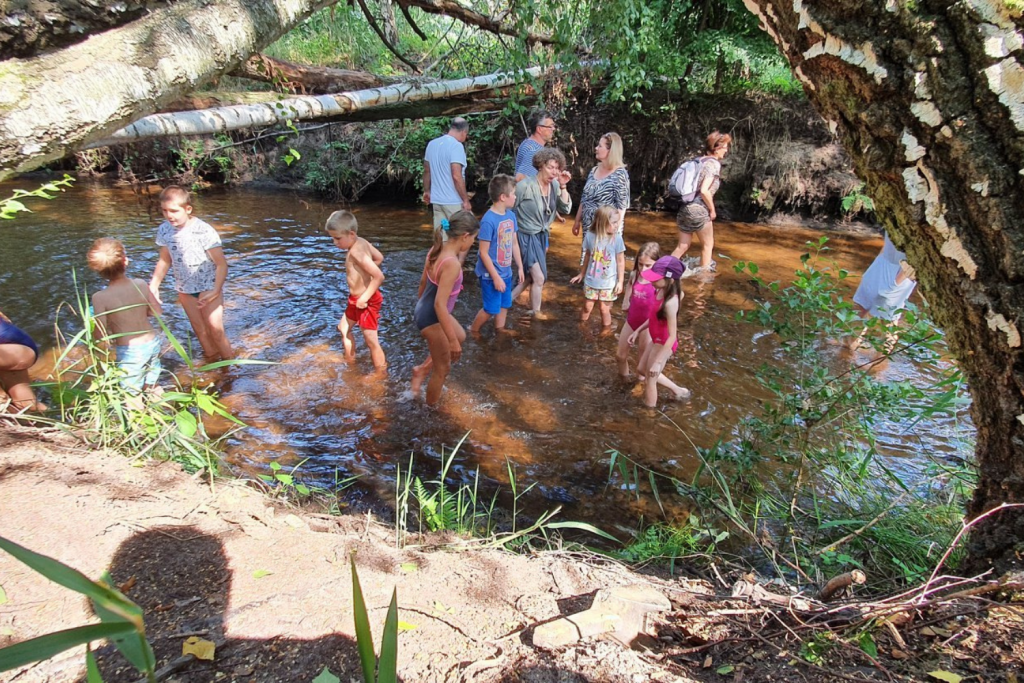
[413, 257, 463, 330]
[0, 318, 39, 363]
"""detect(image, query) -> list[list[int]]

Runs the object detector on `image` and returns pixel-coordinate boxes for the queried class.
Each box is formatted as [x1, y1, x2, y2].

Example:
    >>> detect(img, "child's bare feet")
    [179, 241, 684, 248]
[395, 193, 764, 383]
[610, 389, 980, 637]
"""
[673, 387, 691, 401]
[600, 325, 614, 337]
[410, 364, 430, 395]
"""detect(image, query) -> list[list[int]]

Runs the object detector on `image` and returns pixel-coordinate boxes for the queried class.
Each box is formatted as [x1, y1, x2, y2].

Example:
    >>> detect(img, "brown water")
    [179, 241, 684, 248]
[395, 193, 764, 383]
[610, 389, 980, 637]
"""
[0, 181, 973, 531]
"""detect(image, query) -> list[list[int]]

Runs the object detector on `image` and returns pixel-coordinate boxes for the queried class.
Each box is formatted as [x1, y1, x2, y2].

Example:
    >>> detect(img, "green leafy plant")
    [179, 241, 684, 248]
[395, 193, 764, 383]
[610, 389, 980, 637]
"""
[617, 517, 729, 574]
[395, 433, 616, 550]
[259, 458, 314, 498]
[350, 555, 398, 683]
[840, 183, 875, 216]
[36, 276, 269, 483]
[606, 239, 972, 590]
[1, 176, 75, 220]
[0, 535, 156, 682]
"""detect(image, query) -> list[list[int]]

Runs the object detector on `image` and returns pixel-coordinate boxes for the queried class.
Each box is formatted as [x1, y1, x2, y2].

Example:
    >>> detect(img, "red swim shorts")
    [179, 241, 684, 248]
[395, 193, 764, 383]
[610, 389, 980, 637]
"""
[345, 290, 383, 331]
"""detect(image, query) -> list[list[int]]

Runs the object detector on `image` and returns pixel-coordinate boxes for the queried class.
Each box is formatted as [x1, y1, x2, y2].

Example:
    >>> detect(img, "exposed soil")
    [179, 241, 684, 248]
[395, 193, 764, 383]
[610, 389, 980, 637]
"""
[1, 424, 1021, 683]
[74, 89, 863, 224]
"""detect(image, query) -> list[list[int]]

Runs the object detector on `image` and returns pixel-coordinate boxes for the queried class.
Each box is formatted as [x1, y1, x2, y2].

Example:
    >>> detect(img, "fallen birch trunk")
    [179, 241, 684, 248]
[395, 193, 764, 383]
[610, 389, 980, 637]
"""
[85, 66, 547, 148]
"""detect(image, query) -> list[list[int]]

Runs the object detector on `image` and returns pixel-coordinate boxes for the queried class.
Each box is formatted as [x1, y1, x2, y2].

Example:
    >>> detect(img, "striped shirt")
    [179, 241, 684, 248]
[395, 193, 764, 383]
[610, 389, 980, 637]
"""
[578, 166, 630, 233]
[515, 139, 544, 178]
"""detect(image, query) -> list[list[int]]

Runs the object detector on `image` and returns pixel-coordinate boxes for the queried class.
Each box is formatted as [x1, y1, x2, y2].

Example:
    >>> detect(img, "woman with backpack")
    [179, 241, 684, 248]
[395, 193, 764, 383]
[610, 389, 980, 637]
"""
[671, 130, 731, 272]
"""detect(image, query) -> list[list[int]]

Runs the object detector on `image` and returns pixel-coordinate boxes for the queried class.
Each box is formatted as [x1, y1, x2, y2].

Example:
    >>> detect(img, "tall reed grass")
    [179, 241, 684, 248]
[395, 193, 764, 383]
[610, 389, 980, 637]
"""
[395, 433, 616, 550]
[37, 276, 267, 484]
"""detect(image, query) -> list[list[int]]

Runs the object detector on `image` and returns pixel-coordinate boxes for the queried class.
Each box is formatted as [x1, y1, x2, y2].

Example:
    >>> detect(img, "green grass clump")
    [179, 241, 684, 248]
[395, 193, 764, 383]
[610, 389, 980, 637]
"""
[38, 276, 266, 483]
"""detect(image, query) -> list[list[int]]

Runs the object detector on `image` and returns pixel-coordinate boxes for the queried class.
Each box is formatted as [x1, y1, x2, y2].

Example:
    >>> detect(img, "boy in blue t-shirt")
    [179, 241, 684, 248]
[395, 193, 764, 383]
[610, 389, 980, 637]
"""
[470, 174, 524, 334]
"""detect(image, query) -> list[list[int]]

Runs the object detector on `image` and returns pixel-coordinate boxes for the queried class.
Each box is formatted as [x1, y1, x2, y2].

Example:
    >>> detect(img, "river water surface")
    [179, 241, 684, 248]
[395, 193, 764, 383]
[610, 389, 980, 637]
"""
[0, 182, 973, 530]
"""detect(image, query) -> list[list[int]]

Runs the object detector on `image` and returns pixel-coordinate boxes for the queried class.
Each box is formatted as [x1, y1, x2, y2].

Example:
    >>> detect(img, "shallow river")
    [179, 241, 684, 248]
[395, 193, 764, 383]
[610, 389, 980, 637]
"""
[0, 181, 972, 530]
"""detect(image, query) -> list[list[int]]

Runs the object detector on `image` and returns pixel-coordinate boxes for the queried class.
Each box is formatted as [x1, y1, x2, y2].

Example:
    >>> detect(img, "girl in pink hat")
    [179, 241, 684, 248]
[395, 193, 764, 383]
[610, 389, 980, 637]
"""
[628, 255, 690, 407]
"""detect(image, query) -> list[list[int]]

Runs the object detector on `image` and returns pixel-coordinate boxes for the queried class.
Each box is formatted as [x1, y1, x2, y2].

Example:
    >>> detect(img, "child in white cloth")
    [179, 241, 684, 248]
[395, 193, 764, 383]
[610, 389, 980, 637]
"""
[848, 232, 917, 354]
[149, 185, 234, 361]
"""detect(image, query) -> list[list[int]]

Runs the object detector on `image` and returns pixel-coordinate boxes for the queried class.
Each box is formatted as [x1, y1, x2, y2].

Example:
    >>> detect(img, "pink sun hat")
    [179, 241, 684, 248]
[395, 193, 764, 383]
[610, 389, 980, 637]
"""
[641, 255, 686, 282]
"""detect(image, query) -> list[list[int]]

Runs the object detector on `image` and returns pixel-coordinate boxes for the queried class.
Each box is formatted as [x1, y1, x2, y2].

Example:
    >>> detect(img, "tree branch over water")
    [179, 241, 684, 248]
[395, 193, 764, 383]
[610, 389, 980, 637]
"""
[396, 0, 557, 45]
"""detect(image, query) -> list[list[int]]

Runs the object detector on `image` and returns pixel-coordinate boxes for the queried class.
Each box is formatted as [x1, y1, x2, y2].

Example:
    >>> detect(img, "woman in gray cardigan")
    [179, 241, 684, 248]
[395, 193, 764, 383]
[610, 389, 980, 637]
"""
[511, 148, 572, 318]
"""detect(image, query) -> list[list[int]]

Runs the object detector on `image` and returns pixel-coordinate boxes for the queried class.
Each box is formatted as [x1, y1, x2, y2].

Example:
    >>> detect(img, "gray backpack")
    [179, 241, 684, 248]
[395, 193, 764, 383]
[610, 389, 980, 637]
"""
[667, 156, 709, 204]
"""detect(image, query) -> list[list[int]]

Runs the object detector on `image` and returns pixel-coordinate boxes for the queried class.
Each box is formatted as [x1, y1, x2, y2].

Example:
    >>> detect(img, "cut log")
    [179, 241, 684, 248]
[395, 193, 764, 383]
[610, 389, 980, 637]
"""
[159, 93, 516, 123]
[230, 54, 384, 93]
[85, 66, 546, 147]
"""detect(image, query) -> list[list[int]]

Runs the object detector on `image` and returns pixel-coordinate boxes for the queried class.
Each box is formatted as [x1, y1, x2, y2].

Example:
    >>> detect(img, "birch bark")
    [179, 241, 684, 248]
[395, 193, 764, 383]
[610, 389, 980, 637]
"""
[0, 0, 336, 180]
[741, 0, 1024, 572]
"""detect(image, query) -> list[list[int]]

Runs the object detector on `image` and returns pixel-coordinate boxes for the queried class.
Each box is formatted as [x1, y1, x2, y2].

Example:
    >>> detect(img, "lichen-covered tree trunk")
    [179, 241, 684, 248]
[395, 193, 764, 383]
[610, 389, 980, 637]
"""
[741, 0, 1024, 572]
[0, 0, 336, 180]
[0, 0, 174, 59]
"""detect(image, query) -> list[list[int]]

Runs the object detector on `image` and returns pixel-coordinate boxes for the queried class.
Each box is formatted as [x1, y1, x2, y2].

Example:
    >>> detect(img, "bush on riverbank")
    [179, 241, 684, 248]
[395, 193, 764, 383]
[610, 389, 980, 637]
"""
[613, 239, 973, 592]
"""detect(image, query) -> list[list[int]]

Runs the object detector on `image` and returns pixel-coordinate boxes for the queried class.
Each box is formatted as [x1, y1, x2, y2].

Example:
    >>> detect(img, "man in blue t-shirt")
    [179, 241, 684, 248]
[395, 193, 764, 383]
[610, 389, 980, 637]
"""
[423, 118, 472, 230]
[514, 110, 556, 181]
[471, 175, 524, 334]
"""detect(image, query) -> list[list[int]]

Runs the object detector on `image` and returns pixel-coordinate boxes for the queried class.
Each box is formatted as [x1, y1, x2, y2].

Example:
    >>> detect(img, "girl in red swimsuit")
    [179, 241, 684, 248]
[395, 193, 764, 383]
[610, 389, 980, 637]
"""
[628, 256, 690, 407]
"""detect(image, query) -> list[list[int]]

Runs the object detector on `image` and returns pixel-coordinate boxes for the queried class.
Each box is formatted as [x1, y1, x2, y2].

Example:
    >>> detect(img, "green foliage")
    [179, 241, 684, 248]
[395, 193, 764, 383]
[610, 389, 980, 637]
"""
[609, 239, 972, 591]
[265, 0, 798, 111]
[1, 176, 75, 220]
[268, 6, 408, 76]
[0, 535, 156, 682]
[616, 516, 729, 573]
[400, 433, 500, 537]
[298, 116, 513, 201]
[799, 632, 834, 664]
[259, 458, 314, 498]
[170, 138, 236, 188]
[350, 556, 398, 683]
[38, 277, 268, 482]
[395, 434, 617, 550]
[840, 183, 875, 217]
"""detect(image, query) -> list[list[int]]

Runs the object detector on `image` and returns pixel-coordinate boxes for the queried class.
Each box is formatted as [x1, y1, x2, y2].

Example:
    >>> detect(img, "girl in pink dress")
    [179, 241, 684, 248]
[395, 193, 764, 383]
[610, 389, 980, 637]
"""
[628, 256, 690, 407]
[615, 242, 661, 380]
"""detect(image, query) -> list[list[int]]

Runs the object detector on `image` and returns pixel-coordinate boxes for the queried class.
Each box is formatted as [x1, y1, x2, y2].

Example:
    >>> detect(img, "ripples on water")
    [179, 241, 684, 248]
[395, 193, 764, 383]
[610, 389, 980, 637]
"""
[0, 181, 973, 526]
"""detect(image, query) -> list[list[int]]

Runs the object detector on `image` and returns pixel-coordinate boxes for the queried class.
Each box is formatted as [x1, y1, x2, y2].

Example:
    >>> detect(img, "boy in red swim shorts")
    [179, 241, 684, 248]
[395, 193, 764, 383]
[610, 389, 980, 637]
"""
[325, 211, 387, 370]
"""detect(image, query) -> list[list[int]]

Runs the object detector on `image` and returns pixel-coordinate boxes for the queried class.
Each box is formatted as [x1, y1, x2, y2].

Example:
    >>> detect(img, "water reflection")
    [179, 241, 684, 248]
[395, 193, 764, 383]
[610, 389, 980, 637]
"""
[0, 181, 972, 525]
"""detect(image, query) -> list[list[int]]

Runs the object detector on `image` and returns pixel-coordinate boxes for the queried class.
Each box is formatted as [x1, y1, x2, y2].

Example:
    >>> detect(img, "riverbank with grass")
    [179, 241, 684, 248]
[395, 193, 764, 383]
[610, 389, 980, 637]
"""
[2, 422, 1022, 682]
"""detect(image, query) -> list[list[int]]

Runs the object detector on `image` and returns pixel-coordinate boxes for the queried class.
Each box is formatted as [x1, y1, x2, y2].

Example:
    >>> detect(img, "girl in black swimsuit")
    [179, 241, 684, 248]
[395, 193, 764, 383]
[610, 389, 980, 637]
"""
[409, 212, 479, 405]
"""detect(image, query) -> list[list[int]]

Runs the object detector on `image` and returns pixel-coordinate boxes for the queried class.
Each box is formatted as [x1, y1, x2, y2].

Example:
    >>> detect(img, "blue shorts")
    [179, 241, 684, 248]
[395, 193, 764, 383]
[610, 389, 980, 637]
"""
[480, 275, 513, 315]
[115, 336, 162, 392]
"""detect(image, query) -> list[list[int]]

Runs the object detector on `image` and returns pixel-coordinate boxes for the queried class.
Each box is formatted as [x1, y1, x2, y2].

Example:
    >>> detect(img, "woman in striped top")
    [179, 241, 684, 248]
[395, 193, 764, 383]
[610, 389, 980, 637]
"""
[572, 132, 630, 242]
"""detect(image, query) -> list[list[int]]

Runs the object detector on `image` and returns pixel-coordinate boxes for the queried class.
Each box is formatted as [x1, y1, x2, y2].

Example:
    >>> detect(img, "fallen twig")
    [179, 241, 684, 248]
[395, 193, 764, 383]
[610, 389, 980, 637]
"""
[918, 502, 1024, 602]
[134, 639, 227, 683]
[818, 570, 867, 602]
